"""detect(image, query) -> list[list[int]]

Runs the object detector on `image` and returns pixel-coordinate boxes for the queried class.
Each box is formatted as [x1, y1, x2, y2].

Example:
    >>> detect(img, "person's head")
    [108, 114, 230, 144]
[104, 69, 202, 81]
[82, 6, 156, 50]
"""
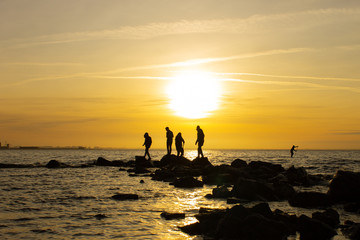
[165, 127, 169, 131]
[144, 132, 149, 138]
[177, 132, 182, 136]
[196, 125, 200, 130]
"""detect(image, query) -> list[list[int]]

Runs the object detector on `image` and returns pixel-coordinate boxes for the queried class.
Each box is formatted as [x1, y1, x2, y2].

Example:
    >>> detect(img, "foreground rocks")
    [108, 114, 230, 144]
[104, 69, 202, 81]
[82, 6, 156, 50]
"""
[180, 203, 340, 240]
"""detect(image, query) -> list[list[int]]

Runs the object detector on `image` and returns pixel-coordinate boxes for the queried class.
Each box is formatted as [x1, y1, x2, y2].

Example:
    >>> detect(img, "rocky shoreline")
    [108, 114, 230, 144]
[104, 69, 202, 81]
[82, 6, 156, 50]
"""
[2, 155, 360, 239]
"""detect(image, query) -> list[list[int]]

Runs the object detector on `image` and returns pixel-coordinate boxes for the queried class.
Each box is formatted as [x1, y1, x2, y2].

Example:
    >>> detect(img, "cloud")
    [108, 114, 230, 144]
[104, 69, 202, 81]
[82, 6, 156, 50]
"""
[2, 8, 360, 49]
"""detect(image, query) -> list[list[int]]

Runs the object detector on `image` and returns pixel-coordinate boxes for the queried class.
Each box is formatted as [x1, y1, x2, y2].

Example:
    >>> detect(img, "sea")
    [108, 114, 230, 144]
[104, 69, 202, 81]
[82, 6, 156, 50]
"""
[0, 149, 359, 239]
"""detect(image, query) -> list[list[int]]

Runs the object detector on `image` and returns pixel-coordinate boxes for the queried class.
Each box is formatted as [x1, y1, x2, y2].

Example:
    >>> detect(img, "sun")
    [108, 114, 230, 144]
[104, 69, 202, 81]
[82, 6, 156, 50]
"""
[166, 71, 221, 119]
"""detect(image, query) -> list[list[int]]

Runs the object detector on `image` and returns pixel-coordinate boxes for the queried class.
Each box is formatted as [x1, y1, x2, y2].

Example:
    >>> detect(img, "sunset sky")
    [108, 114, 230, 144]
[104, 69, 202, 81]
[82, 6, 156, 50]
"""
[1, 0, 360, 149]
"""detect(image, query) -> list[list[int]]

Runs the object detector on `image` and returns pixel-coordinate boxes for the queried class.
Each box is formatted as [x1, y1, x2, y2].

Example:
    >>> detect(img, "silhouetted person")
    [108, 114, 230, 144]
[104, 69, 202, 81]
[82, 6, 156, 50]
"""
[290, 145, 298, 158]
[195, 125, 205, 158]
[175, 132, 185, 157]
[165, 127, 173, 155]
[143, 132, 152, 160]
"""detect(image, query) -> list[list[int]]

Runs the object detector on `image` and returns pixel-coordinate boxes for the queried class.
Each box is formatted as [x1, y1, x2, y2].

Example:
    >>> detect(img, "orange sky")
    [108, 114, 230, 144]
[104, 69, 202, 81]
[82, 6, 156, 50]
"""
[1, 0, 360, 149]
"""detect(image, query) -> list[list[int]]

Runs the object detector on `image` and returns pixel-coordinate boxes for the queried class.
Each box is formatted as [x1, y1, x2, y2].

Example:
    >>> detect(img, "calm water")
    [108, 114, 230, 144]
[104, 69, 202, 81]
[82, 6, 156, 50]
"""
[0, 149, 359, 239]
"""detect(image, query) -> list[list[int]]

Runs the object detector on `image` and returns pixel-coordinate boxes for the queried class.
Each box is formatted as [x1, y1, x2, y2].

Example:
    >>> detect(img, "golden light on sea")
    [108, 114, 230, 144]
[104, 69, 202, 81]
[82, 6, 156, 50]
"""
[166, 71, 222, 119]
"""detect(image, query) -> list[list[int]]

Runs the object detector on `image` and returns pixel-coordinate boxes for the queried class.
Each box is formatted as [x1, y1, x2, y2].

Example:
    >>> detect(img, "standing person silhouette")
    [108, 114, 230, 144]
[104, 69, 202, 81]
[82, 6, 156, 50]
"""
[165, 127, 174, 155]
[290, 145, 298, 158]
[195, 125, 205, 158]
[143, 132, 152, 160]
[175, 132, 185, 157]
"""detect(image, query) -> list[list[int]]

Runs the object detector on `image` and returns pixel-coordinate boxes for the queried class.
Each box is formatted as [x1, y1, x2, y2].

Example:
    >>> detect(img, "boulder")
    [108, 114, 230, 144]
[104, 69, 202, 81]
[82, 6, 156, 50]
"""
[173, 176, 203, 188]
[160, 154, 191, 167]
[298, 215, 337, 240]
[285, 165, 310, 186]
[231, 178, 278, 201]
[212, 185, 231, 198]
[191, 157, 213, 168]
[341, 222, 360, 240]
[312, 208, 340, 228]
[135, 156, 153, 168]
[94, 157, 113, 166]
[344, 202, 360, 213]
[288, 191, 331, 208]
[328, 170, 360, 202]
[273, 181, 296, 199]
[160, 211, 185, 220]
[178, 222, 202, 235]
[111, 193, 139, 200]
[247, 161, 285, 179]
[231, 159, 247, 168]
[45, 160, 68, 168]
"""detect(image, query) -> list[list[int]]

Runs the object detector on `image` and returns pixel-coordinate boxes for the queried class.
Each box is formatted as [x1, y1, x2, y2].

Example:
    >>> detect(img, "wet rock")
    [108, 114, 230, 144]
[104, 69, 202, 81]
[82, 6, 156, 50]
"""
[247, 161, 285, 179]
[173, 176, 203, 188]
[178, 222, 202, 235]
[231, 178, 278, 201]
[135, 156, 153, 168]
[341, 222, 360, 240]
[0, 163, 35, 168]
[45, 160, 69, 168]
[212, 185, 231, 198]
[151, 168, 176, 182]
[328, 170, 360, 202]
[94, 214, 107, 220]
[344, 202, 360, 213]
[94, 157, 113, 166]
[273, 181, 296, 199]
[160, 154, 191, 167]
[160, 211, 185, 220]
[286, 165, 311, 186]
[288, 191, 331, 208]
[226, 197, 249, 204]
[140, 180, 145, 184]
[191, 157, 213, 168]
[216, 212, 289, 240]
[111, 193, 139, 200]
[298, 214, 337, 240]
[312, 208, 340, 228]
[195, 208, 227, 236]
[231, 158, 247, 168]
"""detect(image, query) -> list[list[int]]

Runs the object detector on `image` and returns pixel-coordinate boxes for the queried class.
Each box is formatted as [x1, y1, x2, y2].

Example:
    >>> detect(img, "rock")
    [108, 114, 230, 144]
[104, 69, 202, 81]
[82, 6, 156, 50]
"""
[231, 159, 247, 168]
[273, 181, 296, 199]
[312, 208, 340, 228]
[94, 157, 113, 166]
[285, 165, 310, 186]
[160, 154, 191, 167]
[298, 215, 337, 240]
[45, 160, 68, 168]
[179, 222, 202, 235]
[216, 213, 289, 240]
[160, 211, 185, 220]
[135, 156, 153, 168]
[191, 157, 213, 168]
[94, 214, 107, 220]
[173, 176, 203, 188]
[0, 163, 35, 168]
[212, 185, 231, 198]
[226, 197, 249, 204]
[231, 178, 278, 201]
[344, 202, 360, 213]
[195, 208, 227, 236]
[328, 170, 360, 202]
[288, 191, 331, 208]
[202, 173, 236, 185]
[140, 180, 145, 183]
[151, 168, 175, 182]
[341, 222, 360, 240]
[111, 194, 139, 200]
[247, 161, 285, 179]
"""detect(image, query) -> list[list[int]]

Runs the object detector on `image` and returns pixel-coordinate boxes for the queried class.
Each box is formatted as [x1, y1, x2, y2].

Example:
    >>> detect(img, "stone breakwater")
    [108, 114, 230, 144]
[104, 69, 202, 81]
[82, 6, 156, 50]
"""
[2, 155, 360, 239]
